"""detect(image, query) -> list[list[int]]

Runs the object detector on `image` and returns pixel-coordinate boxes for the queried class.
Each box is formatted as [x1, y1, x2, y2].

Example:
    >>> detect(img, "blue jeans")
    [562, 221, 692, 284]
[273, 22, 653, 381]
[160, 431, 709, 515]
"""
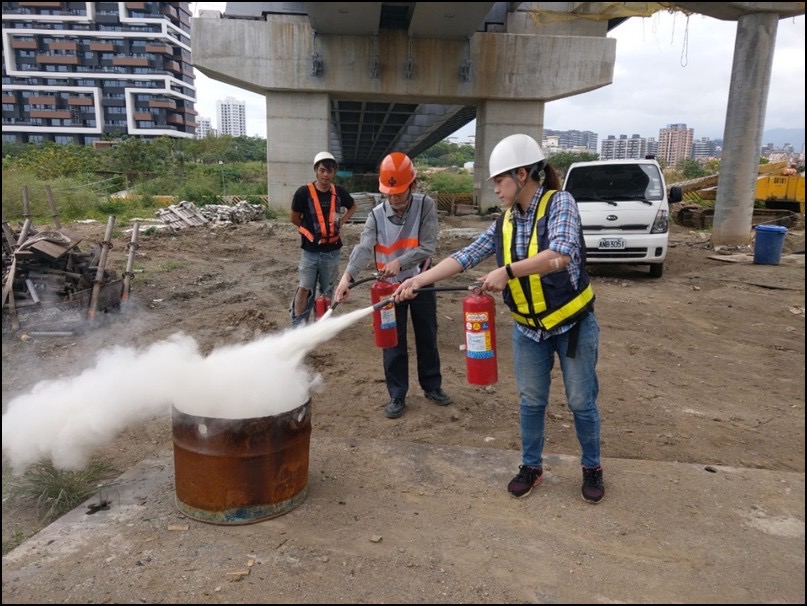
[290, 249, 341, 326]
[512, 313, 601, 469]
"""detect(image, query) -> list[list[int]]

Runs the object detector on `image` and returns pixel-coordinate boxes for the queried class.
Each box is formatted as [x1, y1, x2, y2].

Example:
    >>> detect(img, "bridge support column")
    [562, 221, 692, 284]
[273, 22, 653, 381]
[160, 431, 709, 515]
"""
[712, 12, 779, 248]
[265, 91, 331, 211]
[473, 99, 546, 213]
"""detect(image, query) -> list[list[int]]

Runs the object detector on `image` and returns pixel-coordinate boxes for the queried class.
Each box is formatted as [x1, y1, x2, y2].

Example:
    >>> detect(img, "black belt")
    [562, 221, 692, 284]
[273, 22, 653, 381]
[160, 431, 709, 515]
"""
[565, 309, 592, 359]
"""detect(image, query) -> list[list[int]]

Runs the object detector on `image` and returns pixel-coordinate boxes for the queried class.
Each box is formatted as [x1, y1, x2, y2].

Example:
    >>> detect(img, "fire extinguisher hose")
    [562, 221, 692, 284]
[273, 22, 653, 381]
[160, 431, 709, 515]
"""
[412, 285, 479, 293]
[328, 273, 382, 312]
[370, 284, 479, 311]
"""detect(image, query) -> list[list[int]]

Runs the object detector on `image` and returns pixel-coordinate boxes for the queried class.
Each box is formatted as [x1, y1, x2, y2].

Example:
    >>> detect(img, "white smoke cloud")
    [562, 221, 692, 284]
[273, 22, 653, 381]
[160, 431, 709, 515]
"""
[2, 307, 373, 475]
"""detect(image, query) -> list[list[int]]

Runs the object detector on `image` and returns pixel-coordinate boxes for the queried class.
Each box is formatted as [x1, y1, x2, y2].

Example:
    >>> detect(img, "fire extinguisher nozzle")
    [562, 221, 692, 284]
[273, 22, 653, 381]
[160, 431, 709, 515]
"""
[371, 296, 395, 311]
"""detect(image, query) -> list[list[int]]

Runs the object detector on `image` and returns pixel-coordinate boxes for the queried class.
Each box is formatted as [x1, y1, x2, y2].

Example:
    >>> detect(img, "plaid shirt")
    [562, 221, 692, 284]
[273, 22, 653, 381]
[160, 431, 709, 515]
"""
[450, 186, 584, 342]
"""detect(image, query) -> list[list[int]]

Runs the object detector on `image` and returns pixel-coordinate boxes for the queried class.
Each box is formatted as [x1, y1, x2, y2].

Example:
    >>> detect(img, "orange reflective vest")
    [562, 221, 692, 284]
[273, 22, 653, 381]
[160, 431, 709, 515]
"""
[298, 183, 340, 245]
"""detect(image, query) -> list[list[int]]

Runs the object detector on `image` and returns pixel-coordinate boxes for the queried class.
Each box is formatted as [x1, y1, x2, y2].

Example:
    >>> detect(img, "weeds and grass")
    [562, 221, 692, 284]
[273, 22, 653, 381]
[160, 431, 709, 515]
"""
[158, 260, 185, 271]
[7, 460, 120, 526]
[2, 526, 29, 555]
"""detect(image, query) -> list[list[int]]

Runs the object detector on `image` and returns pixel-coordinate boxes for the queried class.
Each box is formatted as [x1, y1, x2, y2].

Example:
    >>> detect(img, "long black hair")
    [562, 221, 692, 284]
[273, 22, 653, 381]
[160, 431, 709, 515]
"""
[527, 161, 561, 190]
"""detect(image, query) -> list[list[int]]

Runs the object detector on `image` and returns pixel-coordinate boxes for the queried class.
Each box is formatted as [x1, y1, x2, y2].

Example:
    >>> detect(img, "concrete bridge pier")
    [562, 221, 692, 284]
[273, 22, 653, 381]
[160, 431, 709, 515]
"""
[712, 11, 780, 248]
[265, 91, 331, 207]
[474, 99, 546, 210]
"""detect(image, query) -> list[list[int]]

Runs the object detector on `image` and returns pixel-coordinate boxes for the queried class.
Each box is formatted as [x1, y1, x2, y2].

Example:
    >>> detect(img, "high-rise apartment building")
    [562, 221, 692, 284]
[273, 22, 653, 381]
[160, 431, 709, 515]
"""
[1, 2, 196, 145]
[544, 129, 598, 152]
[196, 116, 213, 139]
[691, 137, 720, 159]
[646, 138, 658, 158]
[658, 123, 694, 167]
[600, 134, 647, 160]
[216, 97, 246, 137]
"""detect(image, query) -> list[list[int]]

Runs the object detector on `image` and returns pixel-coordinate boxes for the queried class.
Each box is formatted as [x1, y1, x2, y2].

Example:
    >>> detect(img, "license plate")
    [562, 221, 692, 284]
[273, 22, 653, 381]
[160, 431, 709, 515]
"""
[599, 237, 625, 250]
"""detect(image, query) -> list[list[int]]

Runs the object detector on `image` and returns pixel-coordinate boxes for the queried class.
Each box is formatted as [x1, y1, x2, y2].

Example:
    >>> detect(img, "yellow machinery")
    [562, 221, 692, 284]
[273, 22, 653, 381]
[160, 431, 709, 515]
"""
[755, 171, 805, 214]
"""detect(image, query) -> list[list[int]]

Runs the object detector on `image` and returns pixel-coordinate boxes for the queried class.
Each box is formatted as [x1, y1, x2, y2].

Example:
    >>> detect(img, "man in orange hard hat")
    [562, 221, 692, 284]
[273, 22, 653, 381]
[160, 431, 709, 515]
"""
[334, 152, 451, 419]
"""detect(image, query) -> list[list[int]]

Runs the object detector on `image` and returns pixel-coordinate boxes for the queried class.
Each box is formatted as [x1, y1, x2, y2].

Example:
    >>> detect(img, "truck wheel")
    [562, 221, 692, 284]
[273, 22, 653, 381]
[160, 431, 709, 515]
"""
[649, 263, 664, 278]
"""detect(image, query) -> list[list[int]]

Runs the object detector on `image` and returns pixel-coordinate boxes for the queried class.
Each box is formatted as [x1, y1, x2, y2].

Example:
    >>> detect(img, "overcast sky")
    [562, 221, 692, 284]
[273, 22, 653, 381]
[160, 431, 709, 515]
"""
[191, 5, 805, 144]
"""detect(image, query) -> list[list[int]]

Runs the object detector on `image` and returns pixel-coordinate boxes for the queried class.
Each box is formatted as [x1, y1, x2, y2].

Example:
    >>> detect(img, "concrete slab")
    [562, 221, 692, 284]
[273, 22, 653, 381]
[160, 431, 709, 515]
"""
[2, 437, 804, 604]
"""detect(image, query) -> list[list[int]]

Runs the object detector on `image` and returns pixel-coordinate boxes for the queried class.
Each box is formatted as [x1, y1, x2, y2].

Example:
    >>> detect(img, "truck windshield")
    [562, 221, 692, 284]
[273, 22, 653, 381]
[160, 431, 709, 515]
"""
[566, 164, 663, 202]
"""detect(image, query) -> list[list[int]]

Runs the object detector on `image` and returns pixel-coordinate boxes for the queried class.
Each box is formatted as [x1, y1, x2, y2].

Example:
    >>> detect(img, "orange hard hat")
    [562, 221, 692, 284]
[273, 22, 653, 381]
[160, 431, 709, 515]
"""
[378, 152, 416, 195]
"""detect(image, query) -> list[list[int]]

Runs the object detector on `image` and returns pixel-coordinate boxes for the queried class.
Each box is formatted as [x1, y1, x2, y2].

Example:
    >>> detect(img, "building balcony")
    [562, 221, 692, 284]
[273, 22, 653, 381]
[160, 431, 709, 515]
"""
[112, 57, 149, 66]
[29, 96, 57, 105]
[149, 99, 177, 109]
[30, 110, 72, 119]
[47, 41, 78, 51]
[10, 40, 38, 49]
[146, 43, 172, 54]
[36, 54, 79, 65]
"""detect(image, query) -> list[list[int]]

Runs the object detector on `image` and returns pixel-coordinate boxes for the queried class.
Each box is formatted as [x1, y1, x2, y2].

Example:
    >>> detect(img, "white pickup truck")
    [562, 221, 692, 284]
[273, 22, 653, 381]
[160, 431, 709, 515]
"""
[563, 157, 683, 278]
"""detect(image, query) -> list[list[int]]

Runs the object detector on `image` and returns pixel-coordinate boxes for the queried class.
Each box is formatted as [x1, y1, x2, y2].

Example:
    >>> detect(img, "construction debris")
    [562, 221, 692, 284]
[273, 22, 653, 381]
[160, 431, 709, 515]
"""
[155, 200, 266, 230]
[2, 197, 126, 335]
[155, 201, 209, 230]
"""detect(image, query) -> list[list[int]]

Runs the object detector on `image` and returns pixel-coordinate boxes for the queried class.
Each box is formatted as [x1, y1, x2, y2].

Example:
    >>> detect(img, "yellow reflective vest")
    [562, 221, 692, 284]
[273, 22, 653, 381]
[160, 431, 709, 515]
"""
[495, 190, 595, 331]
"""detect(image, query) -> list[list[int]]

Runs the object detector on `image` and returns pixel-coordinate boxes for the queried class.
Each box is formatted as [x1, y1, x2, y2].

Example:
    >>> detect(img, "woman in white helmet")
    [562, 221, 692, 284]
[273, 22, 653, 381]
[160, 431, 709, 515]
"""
[394, 133, 604, 504]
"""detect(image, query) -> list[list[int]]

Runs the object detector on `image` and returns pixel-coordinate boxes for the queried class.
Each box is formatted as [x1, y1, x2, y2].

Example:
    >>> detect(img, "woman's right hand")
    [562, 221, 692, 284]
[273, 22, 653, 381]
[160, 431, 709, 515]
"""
[394, 277, 420, 301]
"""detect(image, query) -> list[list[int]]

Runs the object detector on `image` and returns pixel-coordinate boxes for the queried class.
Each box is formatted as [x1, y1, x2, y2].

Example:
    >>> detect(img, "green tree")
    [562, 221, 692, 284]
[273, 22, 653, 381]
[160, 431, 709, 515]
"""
[416, 140, 474, 167]
[544, 150, 599, 178]
[106, 136, 164, 180]
[421, 170, 473, 194]
[13, 142, 98, 179]
[704, 158, 721, 174]
[676, 158, 707, 179]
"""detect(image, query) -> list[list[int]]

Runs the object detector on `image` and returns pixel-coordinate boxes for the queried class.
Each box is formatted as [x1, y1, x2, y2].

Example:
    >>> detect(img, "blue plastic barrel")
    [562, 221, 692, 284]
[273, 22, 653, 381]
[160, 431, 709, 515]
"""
[753, 225, 788, 265]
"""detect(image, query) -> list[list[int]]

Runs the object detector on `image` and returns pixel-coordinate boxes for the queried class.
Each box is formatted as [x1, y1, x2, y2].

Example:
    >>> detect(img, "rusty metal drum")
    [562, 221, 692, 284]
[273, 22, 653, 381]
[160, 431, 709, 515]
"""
[171, 401, 311, 525]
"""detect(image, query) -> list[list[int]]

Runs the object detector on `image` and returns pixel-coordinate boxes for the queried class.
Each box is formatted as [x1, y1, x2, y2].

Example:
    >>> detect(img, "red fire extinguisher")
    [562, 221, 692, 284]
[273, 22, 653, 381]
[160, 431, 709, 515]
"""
[464, 288, 497, 385]
[314, 295, 331, 320]
[370, 279, 398, 348]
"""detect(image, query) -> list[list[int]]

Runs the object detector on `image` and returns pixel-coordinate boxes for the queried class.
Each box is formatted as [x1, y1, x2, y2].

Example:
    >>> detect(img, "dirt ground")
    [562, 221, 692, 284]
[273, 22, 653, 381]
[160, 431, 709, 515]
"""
[2, 212, 805, 600]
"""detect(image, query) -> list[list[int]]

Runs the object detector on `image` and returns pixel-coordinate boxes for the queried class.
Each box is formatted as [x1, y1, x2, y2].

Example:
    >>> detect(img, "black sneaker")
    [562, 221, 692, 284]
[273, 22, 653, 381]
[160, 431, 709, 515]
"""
[384, 398, 406, 419]
[507, 465, 543, 499]
[582, 466, 605, 504]
[424, 388, 452, 406]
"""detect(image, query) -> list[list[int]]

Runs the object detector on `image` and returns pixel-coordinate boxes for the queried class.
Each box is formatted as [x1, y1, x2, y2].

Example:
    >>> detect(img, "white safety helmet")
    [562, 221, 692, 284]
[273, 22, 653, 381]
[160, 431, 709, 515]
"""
[313, 151, 337, 167]
[488, 134, 546, 180]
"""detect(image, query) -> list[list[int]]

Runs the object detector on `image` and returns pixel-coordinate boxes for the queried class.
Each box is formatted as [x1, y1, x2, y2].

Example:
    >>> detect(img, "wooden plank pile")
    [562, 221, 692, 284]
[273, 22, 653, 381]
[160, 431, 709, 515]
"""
[154, 200, 267, 229]
[155, 200, 209, 230]
[2, 187, 129, 336]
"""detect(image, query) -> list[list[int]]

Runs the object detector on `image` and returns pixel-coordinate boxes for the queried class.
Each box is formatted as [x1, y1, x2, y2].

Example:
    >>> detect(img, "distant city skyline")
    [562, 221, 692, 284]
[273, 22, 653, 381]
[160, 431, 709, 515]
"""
[192, 7, 804, 148]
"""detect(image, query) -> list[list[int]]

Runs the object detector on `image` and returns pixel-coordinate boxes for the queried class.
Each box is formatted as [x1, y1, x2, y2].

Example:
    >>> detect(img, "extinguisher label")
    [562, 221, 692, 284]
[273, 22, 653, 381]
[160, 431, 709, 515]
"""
[466, 331, 494, 359]
[465, 311, 494, 359]
[380, 306, 396, 329]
